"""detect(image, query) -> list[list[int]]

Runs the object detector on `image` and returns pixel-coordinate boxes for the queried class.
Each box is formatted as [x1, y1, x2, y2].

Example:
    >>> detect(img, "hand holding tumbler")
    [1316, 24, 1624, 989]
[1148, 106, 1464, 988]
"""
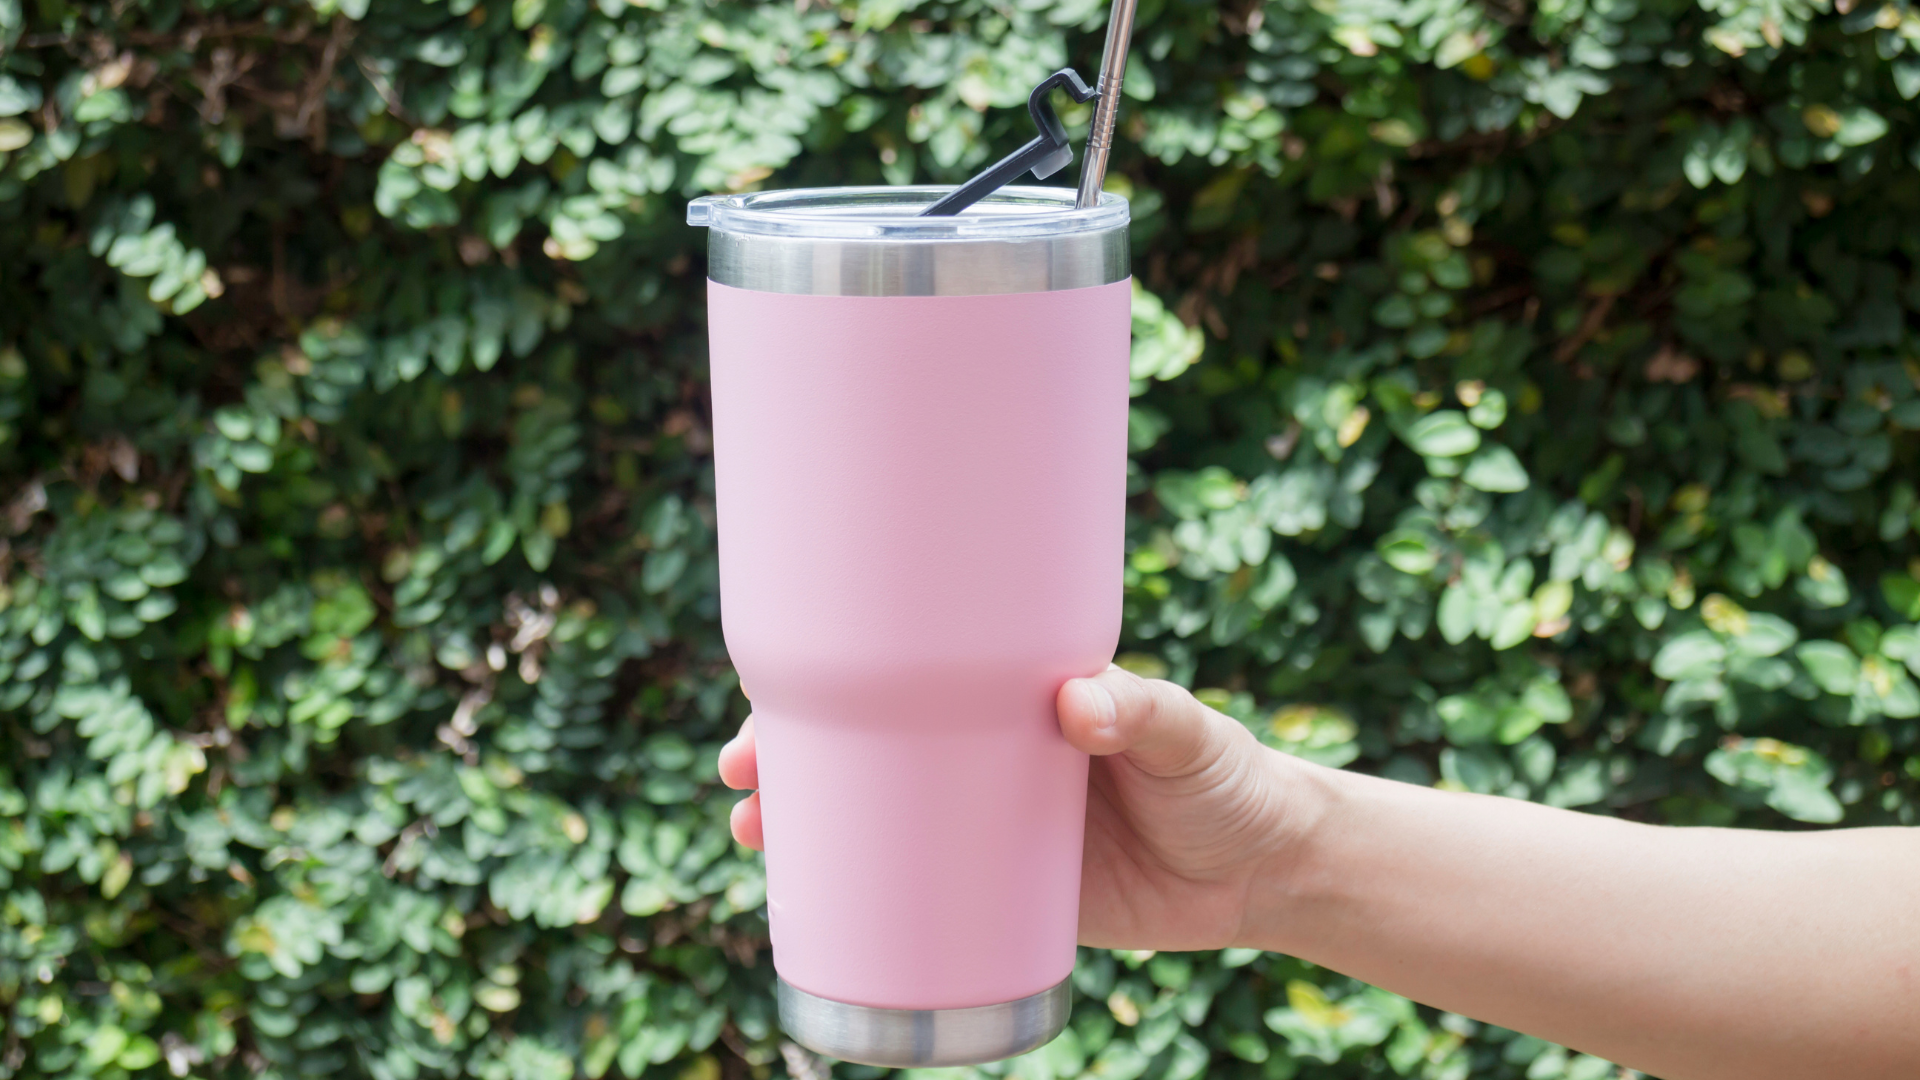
[689, 186, 1131, 1067]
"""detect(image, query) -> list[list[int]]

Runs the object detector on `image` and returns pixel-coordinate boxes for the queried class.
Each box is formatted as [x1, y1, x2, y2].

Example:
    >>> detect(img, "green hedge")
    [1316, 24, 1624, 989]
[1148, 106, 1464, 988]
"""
[5, 0, 1920, 1077]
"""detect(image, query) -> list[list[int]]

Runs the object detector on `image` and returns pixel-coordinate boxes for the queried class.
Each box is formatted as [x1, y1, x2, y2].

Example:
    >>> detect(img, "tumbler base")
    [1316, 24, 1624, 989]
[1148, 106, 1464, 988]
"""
[777, 977, 1072, 1068]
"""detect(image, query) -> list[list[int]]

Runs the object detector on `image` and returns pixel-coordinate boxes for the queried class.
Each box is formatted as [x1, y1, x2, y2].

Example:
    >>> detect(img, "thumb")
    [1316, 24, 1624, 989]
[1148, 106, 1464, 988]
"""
[1057, 666, 1237, 778]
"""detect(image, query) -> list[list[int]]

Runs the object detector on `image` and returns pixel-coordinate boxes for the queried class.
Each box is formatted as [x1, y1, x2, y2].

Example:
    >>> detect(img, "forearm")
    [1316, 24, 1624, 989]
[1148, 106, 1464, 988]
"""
[1245, 752, 1920, 1080]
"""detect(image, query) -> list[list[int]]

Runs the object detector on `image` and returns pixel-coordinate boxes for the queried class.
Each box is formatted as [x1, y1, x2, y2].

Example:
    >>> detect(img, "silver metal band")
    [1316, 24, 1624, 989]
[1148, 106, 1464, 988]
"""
[706, 228, 1128, 296]
[777, 977, 1073, 1067]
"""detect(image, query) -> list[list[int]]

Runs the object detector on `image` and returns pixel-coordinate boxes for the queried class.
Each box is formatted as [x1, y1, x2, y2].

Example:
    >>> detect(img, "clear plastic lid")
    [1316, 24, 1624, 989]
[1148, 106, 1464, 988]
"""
[687, 185, 1128, 240]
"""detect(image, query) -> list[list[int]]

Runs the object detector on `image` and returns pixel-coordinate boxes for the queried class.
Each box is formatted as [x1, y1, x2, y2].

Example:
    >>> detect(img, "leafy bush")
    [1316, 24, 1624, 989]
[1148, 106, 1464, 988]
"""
[5, 0, 1920, 1078]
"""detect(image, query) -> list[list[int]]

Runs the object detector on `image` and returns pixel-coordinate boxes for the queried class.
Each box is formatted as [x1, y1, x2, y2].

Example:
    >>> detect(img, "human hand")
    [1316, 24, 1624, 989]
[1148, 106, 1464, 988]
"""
[717, 666, 1322, 952]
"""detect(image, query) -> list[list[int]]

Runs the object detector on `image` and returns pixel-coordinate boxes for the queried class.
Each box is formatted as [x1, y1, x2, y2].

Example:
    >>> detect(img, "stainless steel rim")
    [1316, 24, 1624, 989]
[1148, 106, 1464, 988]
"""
[777, 978, 1072, 1068]
[708, 229, 1128, 296]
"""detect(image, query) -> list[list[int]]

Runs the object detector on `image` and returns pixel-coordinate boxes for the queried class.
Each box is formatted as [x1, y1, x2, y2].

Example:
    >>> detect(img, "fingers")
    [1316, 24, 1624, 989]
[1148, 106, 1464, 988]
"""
[721, 716, 763, 849]
[718, 716, 758, 790]
[729, 673, 1229, 851]
[729, 791, 764, 850]
[1057, 666, 1233, 778]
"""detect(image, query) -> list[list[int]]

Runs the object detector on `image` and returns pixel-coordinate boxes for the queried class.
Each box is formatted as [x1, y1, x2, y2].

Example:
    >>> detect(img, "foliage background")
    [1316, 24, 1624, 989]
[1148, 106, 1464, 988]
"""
[6, 0, 1920, 1077]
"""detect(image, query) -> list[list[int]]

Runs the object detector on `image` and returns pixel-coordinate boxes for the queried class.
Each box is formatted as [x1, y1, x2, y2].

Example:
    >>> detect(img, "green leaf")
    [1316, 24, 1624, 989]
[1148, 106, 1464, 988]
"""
[213, 407, 254, 441]
[1402, 411, 1481, 457]
[1378, 530, 1442, 575]
[1249, 555, 1297, 609]
[1881, 626, 1920, 674]
[84, 1027, 130, 1069]
[1496, 702, 1544, 744]
[117, 1036, 161, 1070]
[1520, 677, 1573, 726]
[1461, 445, 1529, 492]
[1372, 294, 1416, 328]
[1489, 601, 1535, 650]
[229, 441, 274, 473]
[1833, 106, 1889, 147]
[1767, 777, 1845, 824]
[1882, 573, 1920, 621]
[1437, 582, 1474, 644]
[1437, 696, 1497, 744]
[1652, 631, 1726, 681]
[1728, 613, 1797, 658]
[1796, 640, 1859, 695]
[1467, 389, 1507, 429]
[0, 75, 42, 117]
[1896, 58, 1920, 99]
[1440, 745, 1511, 790]
[0, 117, 30, 152]
[1543, 757, 1608, 808]
[475, 982, 522, 1012]
[1708, 737, 1840, 821]
[138, 554, 189, 587]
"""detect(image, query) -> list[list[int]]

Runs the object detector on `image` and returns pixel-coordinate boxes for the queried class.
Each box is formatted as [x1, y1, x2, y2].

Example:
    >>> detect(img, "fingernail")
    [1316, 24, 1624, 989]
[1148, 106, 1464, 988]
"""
[1086, 681, 1118, 731]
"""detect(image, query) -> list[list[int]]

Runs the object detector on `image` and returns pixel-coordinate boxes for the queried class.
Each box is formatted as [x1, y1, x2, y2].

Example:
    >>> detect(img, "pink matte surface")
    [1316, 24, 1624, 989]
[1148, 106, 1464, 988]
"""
[707, 278, 1131, 1010]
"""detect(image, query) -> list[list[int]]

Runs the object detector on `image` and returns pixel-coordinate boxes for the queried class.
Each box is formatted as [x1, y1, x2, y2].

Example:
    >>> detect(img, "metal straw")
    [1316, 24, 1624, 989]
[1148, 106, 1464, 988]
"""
[1074, 0, 1141, 208]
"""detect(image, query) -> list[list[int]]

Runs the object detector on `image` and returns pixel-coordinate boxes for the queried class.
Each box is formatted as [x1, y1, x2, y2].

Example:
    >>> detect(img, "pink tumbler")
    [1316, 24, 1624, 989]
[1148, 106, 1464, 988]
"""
[688, 186, 1131, 1066]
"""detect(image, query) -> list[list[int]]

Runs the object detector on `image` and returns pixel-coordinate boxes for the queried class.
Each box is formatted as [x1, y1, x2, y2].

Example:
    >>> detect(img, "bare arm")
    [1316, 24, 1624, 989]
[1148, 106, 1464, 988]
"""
[1257, 754, 1920, 1080]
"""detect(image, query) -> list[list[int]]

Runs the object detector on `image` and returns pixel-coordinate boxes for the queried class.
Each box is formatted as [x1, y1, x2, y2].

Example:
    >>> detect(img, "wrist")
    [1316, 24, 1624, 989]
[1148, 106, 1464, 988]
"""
[1232, 746, 1354, 954]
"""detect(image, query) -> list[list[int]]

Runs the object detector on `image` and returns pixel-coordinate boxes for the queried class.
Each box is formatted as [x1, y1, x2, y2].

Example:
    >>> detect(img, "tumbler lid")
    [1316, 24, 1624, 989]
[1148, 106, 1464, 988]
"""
[687, 186, 1129, 297]
[687, 185, 1127, 239]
